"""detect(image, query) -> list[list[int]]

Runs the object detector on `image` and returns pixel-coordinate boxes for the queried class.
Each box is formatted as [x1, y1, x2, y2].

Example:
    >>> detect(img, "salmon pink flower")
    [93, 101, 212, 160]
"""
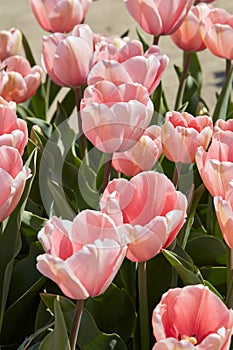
[0, 28, 22, 61]
[36, 210, 127, 300]
[30, 0, 92, 33]
[0, 97, 28, 155]
[124, 0, 194, 36]
[0, 146, 31, 222]
[42, 24, 94, 87]
[152, 284, 233, 350]
[100, 171, 187, 262]
[214, 181, 233, 249]
[162, 111, 213, 163]
[214, 119, 233, 133]
[0, 55, 42, 103]
[196, 131, 233, 197]
[200, 8, 233, 60]
[88, 45, 169, 95]
[171, 3, 212, 52]
[80, 81, 154, 153]
[112, 125, 162, 176]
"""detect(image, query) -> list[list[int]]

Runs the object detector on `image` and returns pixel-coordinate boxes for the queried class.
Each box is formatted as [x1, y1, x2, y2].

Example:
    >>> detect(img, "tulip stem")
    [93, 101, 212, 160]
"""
[69, 299, 84, 350]
[74, 86, 89, 165]
[174, 51, 192, 110]
[102, 153, 112, 191]
[226, 247, 233, 308]
[153, 35, 160, 45]
[138, 261, 150, 350]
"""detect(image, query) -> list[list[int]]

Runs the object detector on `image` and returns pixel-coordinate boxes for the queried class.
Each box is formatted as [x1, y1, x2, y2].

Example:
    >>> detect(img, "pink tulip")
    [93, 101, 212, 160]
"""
[196, 131, 233, 197]
[112, 125, 162, 176]
[152, 284, 233, 350]
[214, 181, 233, 249]
[200, 8, 233, 60]
[214, 119, 233, 133]
[42, 24, 94, 87]
[0, 28, 22, 61]
[88, 45, 169, 95]
[0, 55, 42, 103]
[80, 81, 154, 153]
[162, 111, 213, 163]
[0, 97, 28, 155]
[100, 171, 187, 262]
[30, 0, 92, 33]
[36, 210, 127, 300]
[0, 146, 31, 222]
[124, 0, 194, 36]
[171, 4, 212, 52]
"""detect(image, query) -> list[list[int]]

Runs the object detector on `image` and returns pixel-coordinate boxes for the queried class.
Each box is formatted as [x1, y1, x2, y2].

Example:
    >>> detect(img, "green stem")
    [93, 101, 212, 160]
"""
[226, 247, 233, 308]
[174, 51, 192, 110]
[172, 162, 182, 189]
[138, 261, 150, 350]
[226, 59, 232, 78]
[69, 299, 85, 350]
[74, 87, 89, 164]
[102, 153, 112, 192]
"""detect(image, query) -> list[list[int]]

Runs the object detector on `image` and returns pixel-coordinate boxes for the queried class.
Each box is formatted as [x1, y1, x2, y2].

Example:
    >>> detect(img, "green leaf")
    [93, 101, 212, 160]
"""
[213, 66, 233, 122]
[162, 249, 204, 285]
[22, 32, 36, 66]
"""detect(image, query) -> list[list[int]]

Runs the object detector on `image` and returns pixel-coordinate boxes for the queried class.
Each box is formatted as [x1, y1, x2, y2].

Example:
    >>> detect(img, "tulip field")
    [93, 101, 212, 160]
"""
[1, 0, 233, 349]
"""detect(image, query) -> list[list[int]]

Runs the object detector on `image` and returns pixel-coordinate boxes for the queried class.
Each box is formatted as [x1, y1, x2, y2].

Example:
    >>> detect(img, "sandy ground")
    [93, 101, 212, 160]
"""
[0, 0, 232, 114]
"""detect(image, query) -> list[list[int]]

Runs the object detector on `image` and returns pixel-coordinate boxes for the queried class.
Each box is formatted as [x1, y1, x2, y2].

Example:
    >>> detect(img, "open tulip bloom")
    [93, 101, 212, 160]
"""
[2, 0, 233, 349]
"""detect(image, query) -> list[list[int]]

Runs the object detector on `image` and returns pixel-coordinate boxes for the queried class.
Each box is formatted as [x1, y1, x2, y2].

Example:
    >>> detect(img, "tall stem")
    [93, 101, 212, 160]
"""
[74, 87, 89, 164]
[174, 51, 192, 110]
[69, 299, 85, 350]
[153, 35, 160, 45]
[138, 261, 150, 350]
[226, 247, 233, 308]
[102, 153, 112, 192]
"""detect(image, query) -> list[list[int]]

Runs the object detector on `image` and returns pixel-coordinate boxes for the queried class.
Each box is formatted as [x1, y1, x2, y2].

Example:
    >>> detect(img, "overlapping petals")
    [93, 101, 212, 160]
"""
[37, 210, 128, 300]
[100, 171, 187, 262]
[0, 28, 22, 60]
[80, 81, 154, 153]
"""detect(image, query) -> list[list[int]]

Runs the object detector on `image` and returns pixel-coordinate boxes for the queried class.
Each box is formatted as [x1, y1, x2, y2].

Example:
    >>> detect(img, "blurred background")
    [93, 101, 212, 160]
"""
[1, 0, 232, 112]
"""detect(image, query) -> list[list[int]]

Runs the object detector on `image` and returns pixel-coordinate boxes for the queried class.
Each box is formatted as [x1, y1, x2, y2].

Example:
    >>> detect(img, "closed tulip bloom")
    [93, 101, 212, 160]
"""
[30, 0, 92, 33]
[162, 111, 213, 163]
[36, 210, 127, 300]
[42, 24, 94, 87]
[80, 81, 154, 153]
[0, 55, 42, 103]
[171, 4, 212, 52]
[100, 171, 187, 262]
[152, 284, 233, 350]
[0, 146, 31, 222]
[0, 28, 22, 61]
[124, 0, 194, 36]
[200, 8, 233, 60]
[112, 125, 162, 176]
[88, 45, 169, 95]
[196, 132, 233, 197]
[214, 181, 233, 250]
[0, 97, 28, 155]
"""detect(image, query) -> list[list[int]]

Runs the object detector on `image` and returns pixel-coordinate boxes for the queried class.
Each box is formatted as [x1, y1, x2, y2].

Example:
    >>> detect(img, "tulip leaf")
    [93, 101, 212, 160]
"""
[22, 32, 36, 67]
[213, 66, 233, 122]
[162, 249, 204, 285]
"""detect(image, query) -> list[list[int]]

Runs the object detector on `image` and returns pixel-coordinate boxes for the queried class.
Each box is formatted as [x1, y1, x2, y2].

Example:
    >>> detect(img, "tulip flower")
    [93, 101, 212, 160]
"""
[30, 0, 92, 33]
[196, 131, 233, 197]
[171, 3, 212, 52]
[80, 81, 154, 153]
[36, 210, 127, 300]
[0, 146, 31, 222]
[100, 171, 187, 262]
[42, 24, 94, 87]
[112, 125, 162, 176]
[0, 97, 28, 155]
[214, 119, 233, 133]
[0, 28, 22, 61]
[152, 284, 233, 349]
[88, 45, 169, 95]
[124, 0, 194, 36]
[0, 55, 42, 103]
[200, 8, 233, 60]
[214, 181, 233, 250]
[162, 111, 213, 163]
